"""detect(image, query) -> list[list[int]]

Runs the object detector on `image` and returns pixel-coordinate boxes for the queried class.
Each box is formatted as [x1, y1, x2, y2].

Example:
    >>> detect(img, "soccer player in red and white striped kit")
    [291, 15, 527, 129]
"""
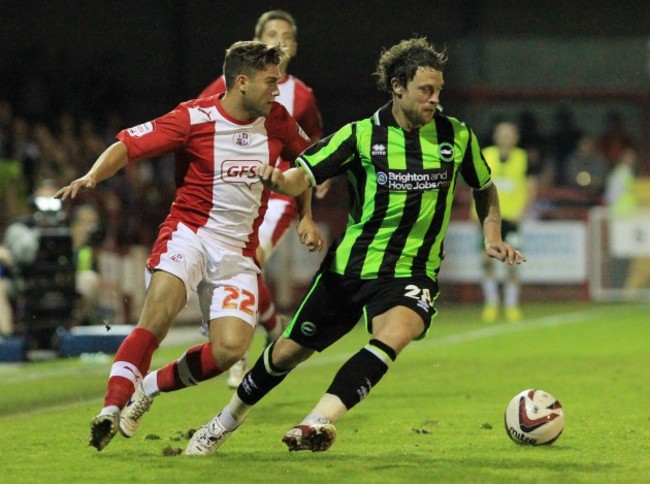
[200, 10, 327, 388]
[56, 40, 324, 451]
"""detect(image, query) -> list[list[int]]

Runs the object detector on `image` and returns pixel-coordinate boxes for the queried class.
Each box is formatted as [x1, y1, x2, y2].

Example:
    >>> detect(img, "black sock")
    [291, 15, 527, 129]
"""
[326, 339, 397, 410]
[236, 342, 290, 405]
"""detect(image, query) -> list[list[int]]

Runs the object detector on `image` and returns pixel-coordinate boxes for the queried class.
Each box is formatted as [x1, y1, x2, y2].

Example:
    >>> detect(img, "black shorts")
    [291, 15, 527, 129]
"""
[285, 271, 439, 352]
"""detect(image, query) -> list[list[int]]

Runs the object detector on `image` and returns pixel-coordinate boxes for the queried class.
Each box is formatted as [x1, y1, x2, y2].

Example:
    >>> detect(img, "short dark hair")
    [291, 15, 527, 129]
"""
[374, 37, 448, 94]
[222, 40, 284, 89]
[254, 10, 297, 39]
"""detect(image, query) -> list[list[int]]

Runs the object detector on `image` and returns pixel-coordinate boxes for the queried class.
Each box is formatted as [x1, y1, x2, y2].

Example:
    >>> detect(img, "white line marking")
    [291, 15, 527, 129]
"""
[0, 308, 606, 420]
[295, 308, 603, 369]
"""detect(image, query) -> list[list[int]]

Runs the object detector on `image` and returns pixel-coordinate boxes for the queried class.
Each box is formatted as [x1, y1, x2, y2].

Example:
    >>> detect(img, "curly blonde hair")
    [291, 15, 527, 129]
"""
[374, 37, 447, 93]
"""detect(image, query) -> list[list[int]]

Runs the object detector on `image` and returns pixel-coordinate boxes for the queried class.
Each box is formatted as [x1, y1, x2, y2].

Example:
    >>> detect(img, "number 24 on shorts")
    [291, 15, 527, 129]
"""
[404, 284, 433, 306]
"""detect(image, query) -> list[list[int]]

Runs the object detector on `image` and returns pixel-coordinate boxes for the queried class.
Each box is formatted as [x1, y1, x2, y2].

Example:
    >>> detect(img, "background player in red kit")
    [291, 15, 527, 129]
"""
[55, 40, 324, 451]
[200, 10, 326, 387]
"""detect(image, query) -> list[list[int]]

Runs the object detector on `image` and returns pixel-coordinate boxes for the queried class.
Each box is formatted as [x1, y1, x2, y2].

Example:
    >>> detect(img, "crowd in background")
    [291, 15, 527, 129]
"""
[0, 96, 644, 338]
[481, 106, 639, 209]
[1, 98, 640, 230]
[0, 100, 178, 251]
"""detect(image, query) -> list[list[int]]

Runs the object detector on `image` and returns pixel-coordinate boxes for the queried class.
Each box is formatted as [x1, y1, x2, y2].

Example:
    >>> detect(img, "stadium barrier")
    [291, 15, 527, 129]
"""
[57, 324, 133, 357]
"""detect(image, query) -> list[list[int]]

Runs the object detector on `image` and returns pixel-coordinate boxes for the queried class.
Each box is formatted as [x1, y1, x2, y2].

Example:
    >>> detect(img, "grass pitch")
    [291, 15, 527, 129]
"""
[0, 301, 648, 483]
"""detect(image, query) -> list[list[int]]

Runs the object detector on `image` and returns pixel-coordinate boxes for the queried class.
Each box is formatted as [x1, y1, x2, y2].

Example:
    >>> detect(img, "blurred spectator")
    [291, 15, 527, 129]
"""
[31, 122, 74, 182]
[0, 98, 185, 330]
[0, 245, 14, 336]
[79, 118, 107, 163]
[563, 135, 607, 203]
[0, 156, 30, 236]
[604, 147, 637, 215]
[603, 147, 644, 290]
[56, 113, 81, 171]
[517, 110, 553, 186]
[68, 203, 104, 328]
[478, 122, 536, 323]
[480, 113, 507, 148]
[549, 105, 583, 186]
[3, 179, 67, 267]
[2, 180, 72, 341]
[599, 111, 635, 169]
[8, 116, 40, 195]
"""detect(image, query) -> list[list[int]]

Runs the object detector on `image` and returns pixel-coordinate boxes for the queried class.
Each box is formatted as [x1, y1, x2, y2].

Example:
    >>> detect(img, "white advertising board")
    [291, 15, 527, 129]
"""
[439, 220, 588, 283]
[609, 217, 650, 257]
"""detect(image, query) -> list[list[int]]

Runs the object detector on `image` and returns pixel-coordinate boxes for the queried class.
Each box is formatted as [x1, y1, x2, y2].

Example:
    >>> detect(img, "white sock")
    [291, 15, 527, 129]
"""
[141, 371, 160, 397]
[218, 407, 241, 431]
[504, 280, 520, 308]
[100, 405, 120, 416]
[220, 394, 251, 430]
[482, 277, 499, 306]
[302, 393, 347, 424]
[301, 412, 328, 425]
[219, 397, 252, 431]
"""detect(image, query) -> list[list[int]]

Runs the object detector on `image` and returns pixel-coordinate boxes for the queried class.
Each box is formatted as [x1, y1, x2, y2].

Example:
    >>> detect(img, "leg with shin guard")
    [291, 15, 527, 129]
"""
[237, 342, 291, 405]
[326, 339, 397, 410]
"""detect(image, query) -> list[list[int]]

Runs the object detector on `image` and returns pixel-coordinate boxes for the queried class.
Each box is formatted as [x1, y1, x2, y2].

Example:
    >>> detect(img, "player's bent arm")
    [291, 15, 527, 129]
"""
[474, 183, 526, 264]
[294, 186, 325, 252]
[256, 165, 312, 197]
[55, 141, 129, 200]
[279, 167, 312, 197]
[472, 182, 502, 246]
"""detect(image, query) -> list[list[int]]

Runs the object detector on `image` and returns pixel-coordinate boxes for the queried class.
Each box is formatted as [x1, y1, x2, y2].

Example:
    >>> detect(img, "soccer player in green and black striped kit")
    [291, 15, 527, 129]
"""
[185, 37, 526, 456]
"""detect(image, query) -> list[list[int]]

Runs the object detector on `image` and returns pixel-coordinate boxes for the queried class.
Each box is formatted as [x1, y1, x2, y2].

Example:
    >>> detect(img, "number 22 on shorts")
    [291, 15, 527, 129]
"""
[222, 286, 256, 316]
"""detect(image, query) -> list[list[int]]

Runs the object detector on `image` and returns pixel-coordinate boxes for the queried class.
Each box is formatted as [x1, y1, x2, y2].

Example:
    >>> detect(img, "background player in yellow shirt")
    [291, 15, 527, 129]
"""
[480, 121, 536, 322]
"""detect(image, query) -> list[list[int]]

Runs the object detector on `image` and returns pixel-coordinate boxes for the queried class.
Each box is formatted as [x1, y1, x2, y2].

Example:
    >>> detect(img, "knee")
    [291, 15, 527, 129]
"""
[211, 339, 248, 369]
[270, 337, 314, 369]
[372, 311, 424, 352]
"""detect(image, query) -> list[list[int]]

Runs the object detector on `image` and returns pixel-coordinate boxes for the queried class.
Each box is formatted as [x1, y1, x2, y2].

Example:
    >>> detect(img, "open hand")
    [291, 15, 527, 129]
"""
[54, 175, 97, 200]
[485, 241, 526, 264]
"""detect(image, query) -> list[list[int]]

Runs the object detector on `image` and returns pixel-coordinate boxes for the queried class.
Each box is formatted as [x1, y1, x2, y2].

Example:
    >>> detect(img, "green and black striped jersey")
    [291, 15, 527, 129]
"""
[296, 102, 492, 281]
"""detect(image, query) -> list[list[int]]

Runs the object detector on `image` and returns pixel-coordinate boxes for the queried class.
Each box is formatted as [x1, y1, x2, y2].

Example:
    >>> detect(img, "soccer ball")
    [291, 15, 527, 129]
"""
[504, 389, 564, 445]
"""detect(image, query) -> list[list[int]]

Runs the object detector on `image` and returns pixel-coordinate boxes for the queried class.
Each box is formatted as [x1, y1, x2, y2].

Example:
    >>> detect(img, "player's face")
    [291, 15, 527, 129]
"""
[396, 68, 444, 129]
[493, 122, 520, 150]
[258, 19, 297, 67]
[241, 64, 281, 117]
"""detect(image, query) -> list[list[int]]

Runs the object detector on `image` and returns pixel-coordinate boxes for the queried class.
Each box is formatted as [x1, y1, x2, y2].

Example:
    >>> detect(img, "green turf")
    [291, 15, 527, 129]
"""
[0, 302, 648, 483]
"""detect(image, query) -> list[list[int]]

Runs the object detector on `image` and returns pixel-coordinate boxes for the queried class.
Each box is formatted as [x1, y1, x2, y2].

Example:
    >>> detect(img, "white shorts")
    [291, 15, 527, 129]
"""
[146, 222, 260, 327]
[258, 195, 297, 257]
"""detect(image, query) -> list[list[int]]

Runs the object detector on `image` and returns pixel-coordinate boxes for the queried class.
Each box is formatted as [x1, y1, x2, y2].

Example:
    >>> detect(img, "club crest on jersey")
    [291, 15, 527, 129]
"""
[221, 159, 262, 188]
[233, 130, 252, 147]
[169, 252, 184, 263]
[439, 142, 455, 162]
[127, 122, 154, 138]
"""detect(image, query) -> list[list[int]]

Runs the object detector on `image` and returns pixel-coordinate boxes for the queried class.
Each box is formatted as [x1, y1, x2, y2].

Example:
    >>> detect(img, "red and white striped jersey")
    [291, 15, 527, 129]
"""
[199, 74, 322, 170]
[116, 94, 311, 258]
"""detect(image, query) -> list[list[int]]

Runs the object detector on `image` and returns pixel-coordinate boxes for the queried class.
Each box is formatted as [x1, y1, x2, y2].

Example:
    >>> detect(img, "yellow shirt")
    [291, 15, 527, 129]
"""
[481, 146, 529, 221]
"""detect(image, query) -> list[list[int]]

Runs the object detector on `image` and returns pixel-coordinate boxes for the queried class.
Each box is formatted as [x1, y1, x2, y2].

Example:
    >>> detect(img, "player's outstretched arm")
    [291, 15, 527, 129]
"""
[55, 141, 129, 200]
[473, 183, 526, 265]
[255, 165, 311, 197]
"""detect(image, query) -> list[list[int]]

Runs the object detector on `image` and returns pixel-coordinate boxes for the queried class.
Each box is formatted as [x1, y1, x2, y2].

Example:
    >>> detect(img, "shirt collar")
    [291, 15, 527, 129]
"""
[372, 101, 400, 127]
